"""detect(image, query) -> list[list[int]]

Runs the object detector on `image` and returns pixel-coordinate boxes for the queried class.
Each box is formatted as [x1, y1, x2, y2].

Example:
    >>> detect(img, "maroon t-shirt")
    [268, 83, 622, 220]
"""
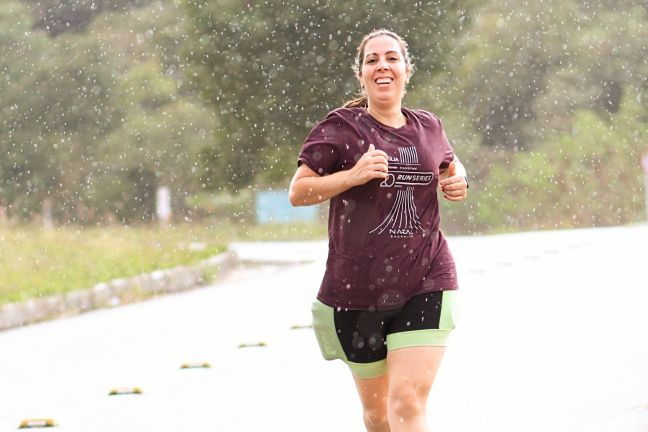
[298, 107, 458, 310]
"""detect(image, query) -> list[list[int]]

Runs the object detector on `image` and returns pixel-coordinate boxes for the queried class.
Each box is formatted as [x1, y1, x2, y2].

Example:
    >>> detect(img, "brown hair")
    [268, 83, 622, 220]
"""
[343, 29, 414, 108]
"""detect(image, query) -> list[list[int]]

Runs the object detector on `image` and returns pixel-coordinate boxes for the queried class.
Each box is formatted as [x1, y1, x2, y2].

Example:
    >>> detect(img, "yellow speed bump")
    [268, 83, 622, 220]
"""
[18, 418, 57, 428]
[238, 342, 267, 348]
[290, 324, 313, 330]
[108, 387, 142, 396]
[180, 362, 211, 369]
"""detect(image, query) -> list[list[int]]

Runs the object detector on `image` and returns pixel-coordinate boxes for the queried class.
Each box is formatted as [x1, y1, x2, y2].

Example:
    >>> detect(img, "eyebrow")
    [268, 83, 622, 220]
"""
[364, 50, 400, 59]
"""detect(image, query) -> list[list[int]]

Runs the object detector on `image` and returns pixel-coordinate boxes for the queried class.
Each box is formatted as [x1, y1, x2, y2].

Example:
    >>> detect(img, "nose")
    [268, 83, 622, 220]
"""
[376, 57, 390, 71]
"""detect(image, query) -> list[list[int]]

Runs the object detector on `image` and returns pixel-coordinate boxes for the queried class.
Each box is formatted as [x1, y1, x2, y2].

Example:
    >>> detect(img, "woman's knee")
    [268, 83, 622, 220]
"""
[363, 406, 389, 430]
[388, 384, 427, 419]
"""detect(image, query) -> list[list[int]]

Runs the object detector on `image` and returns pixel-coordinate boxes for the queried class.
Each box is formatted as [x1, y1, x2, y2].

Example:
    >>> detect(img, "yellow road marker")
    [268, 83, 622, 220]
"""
[18, 418, 57, 428]
[108, 387, 142, 396]
[180, 362, 212, 369]
[238, 342, 267, 348]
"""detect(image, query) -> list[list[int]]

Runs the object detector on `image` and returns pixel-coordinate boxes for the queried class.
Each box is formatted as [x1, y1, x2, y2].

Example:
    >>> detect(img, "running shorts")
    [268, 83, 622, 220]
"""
[311, 290, 458, 379]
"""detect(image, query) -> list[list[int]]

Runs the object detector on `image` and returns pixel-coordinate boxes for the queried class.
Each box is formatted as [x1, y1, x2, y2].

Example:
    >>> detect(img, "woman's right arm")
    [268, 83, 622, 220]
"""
[289, 144, 389, 206]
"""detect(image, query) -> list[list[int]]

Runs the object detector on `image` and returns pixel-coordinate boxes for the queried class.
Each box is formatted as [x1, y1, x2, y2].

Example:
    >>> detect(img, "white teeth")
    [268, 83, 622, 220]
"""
[376, 78, 392, 84]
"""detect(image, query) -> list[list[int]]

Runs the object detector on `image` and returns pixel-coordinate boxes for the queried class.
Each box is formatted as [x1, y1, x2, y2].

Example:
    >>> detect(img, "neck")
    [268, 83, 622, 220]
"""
[367, 104, 406, 128]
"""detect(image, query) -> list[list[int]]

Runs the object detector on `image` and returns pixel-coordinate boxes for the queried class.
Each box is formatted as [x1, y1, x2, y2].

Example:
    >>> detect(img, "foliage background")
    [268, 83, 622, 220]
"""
[1, 0, 647, 234]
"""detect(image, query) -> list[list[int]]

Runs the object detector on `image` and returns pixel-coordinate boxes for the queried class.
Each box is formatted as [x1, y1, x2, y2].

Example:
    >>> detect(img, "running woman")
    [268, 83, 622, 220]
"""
[289, 29, 468, 432]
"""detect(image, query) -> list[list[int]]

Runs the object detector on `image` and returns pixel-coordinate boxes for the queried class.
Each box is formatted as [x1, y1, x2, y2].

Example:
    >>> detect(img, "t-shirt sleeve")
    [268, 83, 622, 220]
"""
[297, 113, 346, 176]
[439, 126, 455, 169]
[416, 110, 455, 169]
[433, 114, 455, 169]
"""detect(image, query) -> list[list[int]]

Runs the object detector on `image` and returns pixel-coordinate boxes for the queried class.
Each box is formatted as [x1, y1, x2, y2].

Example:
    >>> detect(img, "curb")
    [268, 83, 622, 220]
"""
[0, 252, 237, 332]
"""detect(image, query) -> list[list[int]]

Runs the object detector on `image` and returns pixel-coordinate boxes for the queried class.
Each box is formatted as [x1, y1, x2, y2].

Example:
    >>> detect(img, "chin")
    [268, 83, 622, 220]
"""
[371, 95, 400, 106]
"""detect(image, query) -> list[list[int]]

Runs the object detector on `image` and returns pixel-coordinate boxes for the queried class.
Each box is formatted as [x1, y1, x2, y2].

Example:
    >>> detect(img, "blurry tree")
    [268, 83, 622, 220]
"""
[82, 2, 219, 223]
[429, 0, 581, 150]
[537, 4, 648, 121]
[32, 35, 121, 223]
[418, 0, 648, 232]
[3, 0, 646, 231]
[427, 0, 648, 151]
[94, 61, 218, 222]
[474, 93, 647, 230]
[21, 0, 157, 36]
[1, 2, 121, 222]
[181, 0, 484, 191]
[2, 0, 217, 224]
[1, 2, 50, 218]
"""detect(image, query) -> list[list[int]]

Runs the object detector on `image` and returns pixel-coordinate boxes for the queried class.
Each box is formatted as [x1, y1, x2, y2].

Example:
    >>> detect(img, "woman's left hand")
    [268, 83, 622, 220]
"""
[439, 162, 468, 202]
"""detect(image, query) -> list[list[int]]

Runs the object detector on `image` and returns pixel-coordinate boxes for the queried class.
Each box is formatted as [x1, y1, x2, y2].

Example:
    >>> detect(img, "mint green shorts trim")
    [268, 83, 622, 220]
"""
[311, 299, 388, 378]
[311, 290, 459, 379]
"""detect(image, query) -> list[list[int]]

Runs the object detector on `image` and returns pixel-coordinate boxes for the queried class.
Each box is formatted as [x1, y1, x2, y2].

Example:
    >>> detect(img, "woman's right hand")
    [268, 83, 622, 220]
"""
[347, 144, 389, 186]
[289, 144, 389, 207]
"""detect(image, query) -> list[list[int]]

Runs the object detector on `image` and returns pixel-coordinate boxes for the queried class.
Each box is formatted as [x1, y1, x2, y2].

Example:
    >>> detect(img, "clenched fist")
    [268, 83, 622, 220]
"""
[348, 144, 389, 187]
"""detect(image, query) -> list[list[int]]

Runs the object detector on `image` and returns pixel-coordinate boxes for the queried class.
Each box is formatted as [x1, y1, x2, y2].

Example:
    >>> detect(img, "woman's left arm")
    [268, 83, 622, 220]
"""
[438, 156, 468, 202]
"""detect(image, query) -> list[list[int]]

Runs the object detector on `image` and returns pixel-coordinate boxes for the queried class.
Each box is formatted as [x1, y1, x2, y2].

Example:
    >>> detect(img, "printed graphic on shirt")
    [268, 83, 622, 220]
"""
[369, 147, 434, 239]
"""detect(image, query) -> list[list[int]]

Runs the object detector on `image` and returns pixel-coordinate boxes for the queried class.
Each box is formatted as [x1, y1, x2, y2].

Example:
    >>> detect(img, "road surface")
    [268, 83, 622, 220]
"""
[1, 225, 647, 431]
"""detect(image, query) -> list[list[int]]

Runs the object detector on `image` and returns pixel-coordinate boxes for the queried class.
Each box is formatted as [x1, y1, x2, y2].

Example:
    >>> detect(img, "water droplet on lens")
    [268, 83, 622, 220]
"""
[352, 336, 365, 349]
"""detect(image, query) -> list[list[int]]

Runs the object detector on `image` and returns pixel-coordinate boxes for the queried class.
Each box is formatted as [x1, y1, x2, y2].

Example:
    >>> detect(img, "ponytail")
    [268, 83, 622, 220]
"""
[343, 95, 368, 108]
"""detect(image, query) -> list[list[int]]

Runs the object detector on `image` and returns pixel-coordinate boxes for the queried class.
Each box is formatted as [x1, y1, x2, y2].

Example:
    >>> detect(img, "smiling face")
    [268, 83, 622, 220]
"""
[358, 35, 411, 109]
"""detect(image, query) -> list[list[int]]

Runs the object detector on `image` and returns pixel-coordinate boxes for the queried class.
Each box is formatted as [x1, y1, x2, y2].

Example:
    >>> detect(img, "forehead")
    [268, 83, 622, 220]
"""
[363, 35, 402, 57]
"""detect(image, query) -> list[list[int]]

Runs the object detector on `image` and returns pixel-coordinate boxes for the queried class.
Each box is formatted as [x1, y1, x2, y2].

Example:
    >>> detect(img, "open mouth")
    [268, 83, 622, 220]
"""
[375, 77, 394, 86]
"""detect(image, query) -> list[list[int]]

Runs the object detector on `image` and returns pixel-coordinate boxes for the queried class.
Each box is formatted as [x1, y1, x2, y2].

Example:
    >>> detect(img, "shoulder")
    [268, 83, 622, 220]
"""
[304, 108, 361, 144]
[322, 107, 364, 123]
[307, 107, 363, 137]
[405, 108, 443, 129]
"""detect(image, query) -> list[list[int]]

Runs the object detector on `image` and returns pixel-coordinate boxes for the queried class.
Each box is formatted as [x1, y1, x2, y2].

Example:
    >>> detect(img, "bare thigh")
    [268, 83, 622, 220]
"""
[353, 372, 390, 412]
[387, 346, 446, 399]
[351, 345, 446, 411]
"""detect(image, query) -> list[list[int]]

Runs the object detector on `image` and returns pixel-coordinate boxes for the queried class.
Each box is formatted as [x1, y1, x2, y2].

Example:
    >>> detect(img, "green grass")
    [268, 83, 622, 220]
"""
[0, 220, 327, 305]
[234, 221, 328, 241]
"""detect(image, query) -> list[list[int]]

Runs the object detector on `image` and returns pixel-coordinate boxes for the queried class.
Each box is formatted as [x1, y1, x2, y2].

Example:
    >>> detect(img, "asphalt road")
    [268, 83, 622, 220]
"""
[1, 225, 647, 431]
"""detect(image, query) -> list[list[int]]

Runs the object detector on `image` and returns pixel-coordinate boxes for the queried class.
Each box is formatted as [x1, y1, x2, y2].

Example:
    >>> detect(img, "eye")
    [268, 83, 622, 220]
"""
[365, 58, 376, 64]
[389, 56, 399, 62]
